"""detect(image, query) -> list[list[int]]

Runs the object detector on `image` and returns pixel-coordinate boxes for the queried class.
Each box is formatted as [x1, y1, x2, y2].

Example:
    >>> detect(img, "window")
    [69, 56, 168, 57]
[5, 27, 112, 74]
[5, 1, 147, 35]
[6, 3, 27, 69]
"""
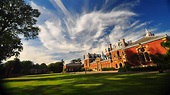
[144, 52, 150, 62]
[119, 63, 122, 68]
[117, 51, 120, 57]
[137, 45, 151, 63]
[122, 51, 124, 56]
[116, 64, 118, 68]
[114, 54, 116, 58]
[138, 53, 145, 63]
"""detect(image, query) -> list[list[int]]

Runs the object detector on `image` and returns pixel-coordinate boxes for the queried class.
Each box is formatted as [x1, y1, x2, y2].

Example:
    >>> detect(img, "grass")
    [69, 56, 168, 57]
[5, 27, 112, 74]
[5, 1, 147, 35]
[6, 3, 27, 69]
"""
[1, 72, 170, 95]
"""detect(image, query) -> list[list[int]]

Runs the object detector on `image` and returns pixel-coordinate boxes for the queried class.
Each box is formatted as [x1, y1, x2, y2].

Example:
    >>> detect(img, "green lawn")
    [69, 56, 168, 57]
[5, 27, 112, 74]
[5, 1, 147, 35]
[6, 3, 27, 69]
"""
[1, 72, 170, 95]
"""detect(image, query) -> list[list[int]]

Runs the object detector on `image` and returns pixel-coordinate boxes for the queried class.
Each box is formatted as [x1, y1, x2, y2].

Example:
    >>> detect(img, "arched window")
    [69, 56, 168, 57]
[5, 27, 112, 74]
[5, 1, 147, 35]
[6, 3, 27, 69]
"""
[117, 51, 120, 57]
[137, 44, 151, 63]
[116, 64, 118, 68]
[119, 63, 122, 68]
[122, 51, 124, 56]
[144, 52, 150, 62]
[138, 53, 145, 63]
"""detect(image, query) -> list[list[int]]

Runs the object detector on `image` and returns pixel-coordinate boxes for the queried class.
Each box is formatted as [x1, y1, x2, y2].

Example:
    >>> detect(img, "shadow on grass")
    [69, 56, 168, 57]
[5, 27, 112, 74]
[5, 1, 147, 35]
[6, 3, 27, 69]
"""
[2, 72, 170, 95]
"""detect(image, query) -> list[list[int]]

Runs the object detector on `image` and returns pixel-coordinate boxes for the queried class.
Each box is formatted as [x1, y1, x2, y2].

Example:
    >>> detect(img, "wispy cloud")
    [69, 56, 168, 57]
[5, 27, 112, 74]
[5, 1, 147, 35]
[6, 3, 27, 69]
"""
[17, 0, 163, 64]
[19, 40, 57, 64]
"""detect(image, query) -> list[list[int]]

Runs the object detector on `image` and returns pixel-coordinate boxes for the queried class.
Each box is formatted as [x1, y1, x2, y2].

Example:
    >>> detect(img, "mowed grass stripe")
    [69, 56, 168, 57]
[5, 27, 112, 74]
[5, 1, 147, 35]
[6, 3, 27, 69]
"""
[2, 72, 170, 95]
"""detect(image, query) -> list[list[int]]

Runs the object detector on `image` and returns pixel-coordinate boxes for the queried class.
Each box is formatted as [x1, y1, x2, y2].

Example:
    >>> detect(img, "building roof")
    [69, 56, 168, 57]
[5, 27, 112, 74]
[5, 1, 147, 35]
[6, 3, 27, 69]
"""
[130, 36, 162, 45]
[88, 53, 101, 58]
[125, 34, 167, 49]
[124, 29, 168, 48]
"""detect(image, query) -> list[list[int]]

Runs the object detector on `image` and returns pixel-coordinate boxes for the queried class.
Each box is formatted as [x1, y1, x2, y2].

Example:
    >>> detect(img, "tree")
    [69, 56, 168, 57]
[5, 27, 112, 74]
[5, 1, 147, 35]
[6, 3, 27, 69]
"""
[48, 61, 64, 73]
[150, 36, 170, 73]
[21, 60, 34, 74]
[4, 58, 22, 77]
[0, 0, 40, 62]
[70, 58, 82, 64]
[151, 53, 165, 73]
[161, 36, 170, 49]
[0, 64, 5, 78]
[39, 63, 48, 73]
[161, 36, 170, 63]
[48, 63, 55, 73]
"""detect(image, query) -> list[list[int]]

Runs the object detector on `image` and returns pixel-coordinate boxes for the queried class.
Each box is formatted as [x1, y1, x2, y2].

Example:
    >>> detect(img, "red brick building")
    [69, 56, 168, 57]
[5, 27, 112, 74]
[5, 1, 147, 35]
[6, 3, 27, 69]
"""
[83, 30, 168, 71]
[63, 59, 83, 72]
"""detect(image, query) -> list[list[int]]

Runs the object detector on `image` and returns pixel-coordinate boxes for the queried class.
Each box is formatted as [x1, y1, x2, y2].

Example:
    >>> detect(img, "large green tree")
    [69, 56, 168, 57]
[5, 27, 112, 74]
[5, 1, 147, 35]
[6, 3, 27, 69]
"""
[4, 58, 22, 77]
[161, 36, 170, 63]
[48, 61, 64, 73]
[70, 58, 82, 64]
[21, 60, 34, 74]
[150, 36, 170, 73]
[39, 63, 48, 73]
[0, 0, 40, 62]
[150, 53, 165, 73]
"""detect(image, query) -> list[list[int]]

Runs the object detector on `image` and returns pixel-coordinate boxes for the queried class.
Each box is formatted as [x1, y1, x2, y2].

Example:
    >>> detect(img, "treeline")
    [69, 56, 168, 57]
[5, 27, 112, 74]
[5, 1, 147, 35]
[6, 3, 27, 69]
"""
[0, 58, 64, 78]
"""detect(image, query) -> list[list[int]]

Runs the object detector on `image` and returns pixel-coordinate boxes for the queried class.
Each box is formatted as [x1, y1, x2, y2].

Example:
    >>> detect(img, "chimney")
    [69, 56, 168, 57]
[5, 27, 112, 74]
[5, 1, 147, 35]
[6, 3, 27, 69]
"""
[88, 53, 90, 58]
[109, 44, 112, 51]
[83, 55, 85, 59]
[122, 38, 126, 47]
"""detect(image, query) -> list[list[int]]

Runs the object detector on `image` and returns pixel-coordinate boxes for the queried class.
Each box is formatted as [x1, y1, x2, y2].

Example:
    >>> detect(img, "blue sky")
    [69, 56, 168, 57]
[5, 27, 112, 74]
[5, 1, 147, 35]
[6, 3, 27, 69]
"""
[17, 0, 170, 64]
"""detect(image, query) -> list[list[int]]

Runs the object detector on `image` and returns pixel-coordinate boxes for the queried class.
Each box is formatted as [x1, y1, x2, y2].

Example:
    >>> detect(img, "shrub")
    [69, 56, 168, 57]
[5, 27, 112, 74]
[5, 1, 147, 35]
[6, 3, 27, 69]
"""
[118, 67, 126, 72]
[79, 67, 85, 72]
[164, 63, 170, 70]
[102, 67, 116, 71]
[87, 69, 93, 71]
[129, 66, 158, 71]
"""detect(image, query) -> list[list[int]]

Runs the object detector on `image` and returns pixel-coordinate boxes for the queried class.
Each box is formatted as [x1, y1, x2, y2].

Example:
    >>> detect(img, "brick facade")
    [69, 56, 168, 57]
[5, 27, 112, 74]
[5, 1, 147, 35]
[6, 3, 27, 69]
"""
[83, 31, 168, 71]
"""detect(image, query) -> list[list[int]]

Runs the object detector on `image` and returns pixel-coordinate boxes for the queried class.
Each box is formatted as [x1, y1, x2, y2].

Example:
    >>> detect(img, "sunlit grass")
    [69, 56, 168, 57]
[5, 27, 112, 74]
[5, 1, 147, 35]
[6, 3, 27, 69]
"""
[75, 83, 102, 88]
[2, 72, 170, 95]
[106, 77, 125, 80]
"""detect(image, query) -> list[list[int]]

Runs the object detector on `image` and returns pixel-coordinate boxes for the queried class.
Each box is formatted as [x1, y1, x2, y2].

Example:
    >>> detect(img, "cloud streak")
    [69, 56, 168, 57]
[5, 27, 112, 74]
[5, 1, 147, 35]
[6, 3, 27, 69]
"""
[17, 0, 163, 64]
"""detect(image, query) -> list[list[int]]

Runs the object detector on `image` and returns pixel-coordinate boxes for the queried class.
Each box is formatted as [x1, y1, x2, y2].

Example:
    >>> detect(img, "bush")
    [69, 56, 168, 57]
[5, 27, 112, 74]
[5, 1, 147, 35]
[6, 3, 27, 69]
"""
[118, 67, 126, 72]
[87, 69, 93, 71]
[129, 66, 158, 71]
[102, 67, 116, 71]
[79, 67, 85, 72]
[124, 62, 131, 71]
[164, 63, 170, 70]
[118, 62, 131, 72]
[118, 65, 163, 72]
[0, 64, 5, 78]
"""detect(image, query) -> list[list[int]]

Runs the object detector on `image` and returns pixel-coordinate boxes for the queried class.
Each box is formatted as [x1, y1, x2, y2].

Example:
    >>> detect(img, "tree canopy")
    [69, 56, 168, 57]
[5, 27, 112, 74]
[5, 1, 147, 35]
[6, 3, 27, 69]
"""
[48, 61, 64, 73]
[4, 58, 22, 77]
[160, 36, 170, 64]
[161, 36, 170, 57]
[70, 58, 82, 64]
[1, 59, 49, 77]
[0, 0, 40, 62]
[21, 60, 34, 74]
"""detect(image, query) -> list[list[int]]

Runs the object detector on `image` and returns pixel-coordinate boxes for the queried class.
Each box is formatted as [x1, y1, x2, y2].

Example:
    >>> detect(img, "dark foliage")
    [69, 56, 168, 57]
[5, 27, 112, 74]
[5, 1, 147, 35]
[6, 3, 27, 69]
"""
[102, 67, 116, 71]
[161, 36, 170, 63]
[4, 58, 22, 77]
[48, 62, 64, 73]
[1, 58, 49, 78]
[21, 60, 34, 74]
[0, 0, 40, 62]
[129, 66, 158, 71]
